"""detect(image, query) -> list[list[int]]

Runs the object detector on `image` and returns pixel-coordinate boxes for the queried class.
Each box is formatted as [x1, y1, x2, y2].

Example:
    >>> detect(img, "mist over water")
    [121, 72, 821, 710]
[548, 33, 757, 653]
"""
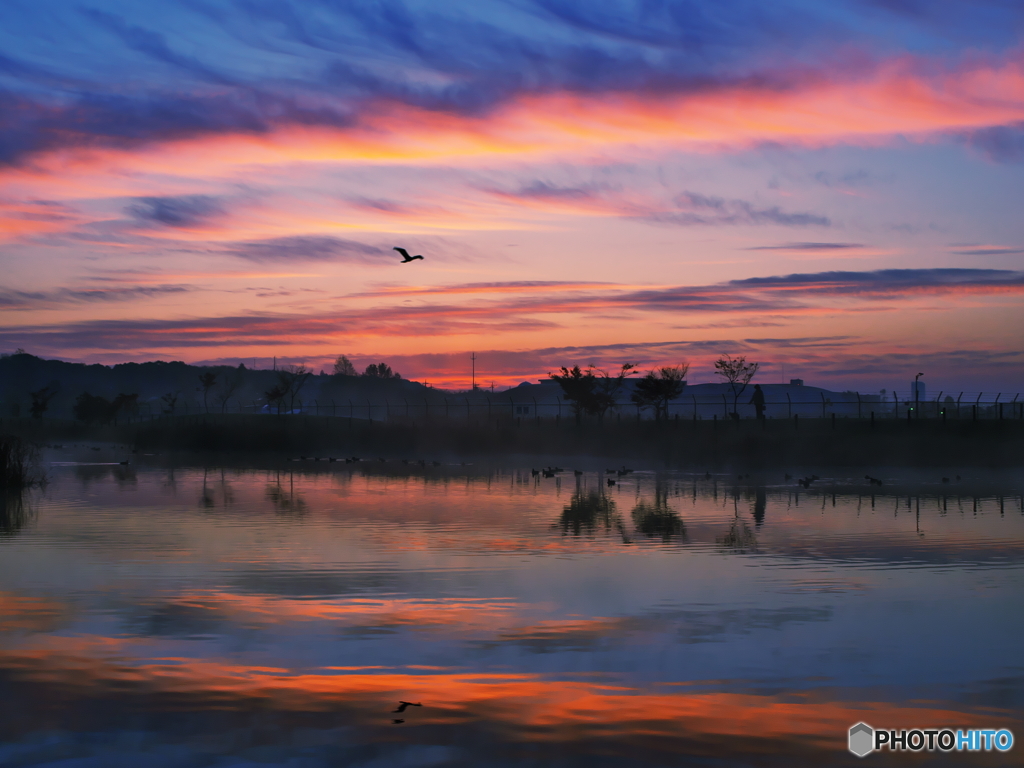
[1, 464, 1022, 766]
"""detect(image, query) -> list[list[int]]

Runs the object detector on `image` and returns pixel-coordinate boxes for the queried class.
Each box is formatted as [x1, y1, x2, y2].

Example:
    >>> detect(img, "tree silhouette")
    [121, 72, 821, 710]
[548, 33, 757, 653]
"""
[277, 365, 312, 412]
[714, 355, 759, 418]
[161, 391, 180, 415]
[29, 385, 58, 419]
[631, 364, 688, 420]
[333, 355, 357, 376]
[198, 371, 218, 413]
[593, 364, 636, 418]
[363, 362, 399, 379]
[264, 384, 287, 414]
[215, 367, 245, 413]
[72, 392, 137, 425]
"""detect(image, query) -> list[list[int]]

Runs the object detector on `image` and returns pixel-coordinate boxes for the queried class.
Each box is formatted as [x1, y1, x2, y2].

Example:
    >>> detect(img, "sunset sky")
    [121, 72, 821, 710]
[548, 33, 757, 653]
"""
[2, 0, 1023, 390]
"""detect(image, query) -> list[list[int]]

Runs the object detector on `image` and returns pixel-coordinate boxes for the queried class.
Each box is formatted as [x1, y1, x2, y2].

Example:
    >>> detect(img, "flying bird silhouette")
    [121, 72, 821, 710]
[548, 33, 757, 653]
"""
[394, 247, 424, 263]
[393, 701, 422, 713]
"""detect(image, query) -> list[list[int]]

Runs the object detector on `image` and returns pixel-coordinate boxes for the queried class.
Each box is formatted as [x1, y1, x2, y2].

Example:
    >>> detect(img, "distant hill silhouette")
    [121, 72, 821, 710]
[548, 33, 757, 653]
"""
[0, 353, 432, 419]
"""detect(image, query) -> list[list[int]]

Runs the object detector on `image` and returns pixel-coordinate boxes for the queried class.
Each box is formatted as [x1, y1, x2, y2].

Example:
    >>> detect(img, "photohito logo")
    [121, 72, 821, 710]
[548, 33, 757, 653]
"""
[848, 723, 1013, 757]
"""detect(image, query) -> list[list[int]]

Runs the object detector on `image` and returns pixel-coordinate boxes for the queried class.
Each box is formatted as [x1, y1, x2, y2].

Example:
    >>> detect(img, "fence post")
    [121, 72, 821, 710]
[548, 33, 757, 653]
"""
[349, 399, 354, 426]
[367, 399, 372, 422]
[995, 393, 1001, 422]
[315, 400, 319, 417]
[532, 396, 538, 424]
[405, 398, 410, 418]
[935, 391, 943, 420]
[893, 391, 898, 419]
[857, 392, 861, 419]
[722, 394, 728, 419]
[821, 392, 826, 419]
[444, 398, 449, 418]
[693, 394, 698, 420]
[957, 392, 963, 419]
[386, 398, 391, 422]
[332, 399, 336, 417]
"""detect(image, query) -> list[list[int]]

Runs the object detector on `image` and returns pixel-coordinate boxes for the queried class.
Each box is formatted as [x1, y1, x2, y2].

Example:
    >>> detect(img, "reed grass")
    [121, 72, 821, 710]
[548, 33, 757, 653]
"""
[0, 435, 43, 490]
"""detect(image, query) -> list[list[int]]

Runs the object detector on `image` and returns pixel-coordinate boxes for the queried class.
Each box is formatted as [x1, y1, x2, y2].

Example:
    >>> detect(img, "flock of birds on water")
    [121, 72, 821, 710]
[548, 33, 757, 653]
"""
[56, 446, 967, 487]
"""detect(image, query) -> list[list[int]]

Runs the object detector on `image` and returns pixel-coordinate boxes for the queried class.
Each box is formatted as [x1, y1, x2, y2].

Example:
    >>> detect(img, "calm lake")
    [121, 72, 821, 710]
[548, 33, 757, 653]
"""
[1, 458, 1022, 766]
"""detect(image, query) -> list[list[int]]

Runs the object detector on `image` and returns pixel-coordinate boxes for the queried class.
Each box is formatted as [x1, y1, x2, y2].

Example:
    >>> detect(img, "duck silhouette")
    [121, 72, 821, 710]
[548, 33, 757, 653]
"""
[393, 701, 422, 713]
[394, 247, 424, 263]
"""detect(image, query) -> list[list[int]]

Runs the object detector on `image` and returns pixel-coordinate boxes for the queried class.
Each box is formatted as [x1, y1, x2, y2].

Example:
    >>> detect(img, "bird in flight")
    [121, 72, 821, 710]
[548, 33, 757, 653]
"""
[392, 701, 422, 713]
[394, 247, 424, 263]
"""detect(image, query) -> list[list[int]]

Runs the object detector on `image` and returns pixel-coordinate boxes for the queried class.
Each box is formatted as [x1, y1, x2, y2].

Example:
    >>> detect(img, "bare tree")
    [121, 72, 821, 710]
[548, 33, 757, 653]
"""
[216, 367, 245, 413]
[276, 365, 312, 412]
[333, 355, 357, 377]
[264, 384, 287, 414]
[197, 371, 218, 413]
[594, 363, 636, 418]
[161, 391, 180, 415]
[714, 355, 759, 418]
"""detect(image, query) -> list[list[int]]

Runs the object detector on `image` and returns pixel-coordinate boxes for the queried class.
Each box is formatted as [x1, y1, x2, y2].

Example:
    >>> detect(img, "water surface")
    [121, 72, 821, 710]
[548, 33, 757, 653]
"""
[1, 463, 1022, 766]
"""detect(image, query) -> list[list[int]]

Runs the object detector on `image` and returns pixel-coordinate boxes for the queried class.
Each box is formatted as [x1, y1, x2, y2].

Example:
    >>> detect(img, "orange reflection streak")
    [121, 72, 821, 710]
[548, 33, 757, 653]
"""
[1, 641, 1016, 755]
[0, 592, 68, 633]
[164, 592, 526, 633]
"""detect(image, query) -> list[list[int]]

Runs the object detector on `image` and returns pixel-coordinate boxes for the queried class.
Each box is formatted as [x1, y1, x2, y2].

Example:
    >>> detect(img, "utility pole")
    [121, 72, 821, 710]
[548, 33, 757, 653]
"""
[471, 352, 476, 390]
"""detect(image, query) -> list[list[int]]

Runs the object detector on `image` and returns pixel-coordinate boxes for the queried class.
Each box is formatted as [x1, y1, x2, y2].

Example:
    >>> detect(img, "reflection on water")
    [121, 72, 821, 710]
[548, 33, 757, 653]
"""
[0, 491, 32, 537]
[1, 466, 1022, 766]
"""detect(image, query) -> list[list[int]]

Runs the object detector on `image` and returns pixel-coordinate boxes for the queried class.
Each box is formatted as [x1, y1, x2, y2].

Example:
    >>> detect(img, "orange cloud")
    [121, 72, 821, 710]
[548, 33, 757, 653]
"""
[3, 53, 1022, 218]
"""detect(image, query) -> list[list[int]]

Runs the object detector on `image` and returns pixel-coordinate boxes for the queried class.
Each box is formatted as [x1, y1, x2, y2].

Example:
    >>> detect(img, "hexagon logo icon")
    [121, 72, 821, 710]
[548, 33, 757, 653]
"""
[849, 722, 874, 757]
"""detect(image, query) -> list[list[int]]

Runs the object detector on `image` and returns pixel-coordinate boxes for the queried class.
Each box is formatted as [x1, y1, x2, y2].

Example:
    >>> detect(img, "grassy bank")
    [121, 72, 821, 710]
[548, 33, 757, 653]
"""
[6, 413, 1024, 469]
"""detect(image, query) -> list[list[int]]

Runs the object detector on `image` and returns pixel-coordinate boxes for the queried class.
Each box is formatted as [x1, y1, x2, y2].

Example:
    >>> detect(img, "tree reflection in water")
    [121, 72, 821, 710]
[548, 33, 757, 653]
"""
[753, 488, 766, 529]
[558, 490, 616, 536]
[0, 491, 33, 537]
[718, 519, 758, 553]
[631, 487, 687, 543]
[266, 472, 307, 514]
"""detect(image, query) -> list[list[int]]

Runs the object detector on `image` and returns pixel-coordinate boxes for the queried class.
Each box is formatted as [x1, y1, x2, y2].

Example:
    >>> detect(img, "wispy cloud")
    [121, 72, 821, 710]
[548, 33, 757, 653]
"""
[223, 236, 390, 264]
[126, 195, 225, 228]
[746, 242, 863, 251]
[5, 268, 1021, 351]
[947, 244, 1024, 256]
[0, 284, 194, 310]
